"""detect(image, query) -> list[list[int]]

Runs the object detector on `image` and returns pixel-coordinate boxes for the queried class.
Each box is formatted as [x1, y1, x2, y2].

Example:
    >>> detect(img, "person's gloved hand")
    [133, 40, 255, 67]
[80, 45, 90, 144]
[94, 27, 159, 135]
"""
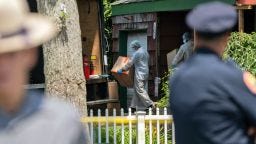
[117, 69, 123, 75]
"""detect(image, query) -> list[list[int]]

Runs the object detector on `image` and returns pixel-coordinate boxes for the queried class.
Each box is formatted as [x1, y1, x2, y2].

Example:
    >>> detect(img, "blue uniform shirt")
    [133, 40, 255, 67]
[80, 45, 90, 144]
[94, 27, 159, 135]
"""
[0, 90, 43, 129]
[170, 48, 256, 144]
[0, 90, 86, 144]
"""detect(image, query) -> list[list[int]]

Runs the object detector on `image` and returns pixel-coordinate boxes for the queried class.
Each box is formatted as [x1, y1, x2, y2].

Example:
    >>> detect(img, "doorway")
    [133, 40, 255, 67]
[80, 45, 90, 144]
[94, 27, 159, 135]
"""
[126, 31, 148, 108]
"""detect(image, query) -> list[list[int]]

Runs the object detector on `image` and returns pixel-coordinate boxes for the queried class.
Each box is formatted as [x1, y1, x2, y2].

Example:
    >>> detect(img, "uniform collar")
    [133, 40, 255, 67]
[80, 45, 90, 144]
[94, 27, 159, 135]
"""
[195, 47, 221, 58]
[0, 90, 43, 130]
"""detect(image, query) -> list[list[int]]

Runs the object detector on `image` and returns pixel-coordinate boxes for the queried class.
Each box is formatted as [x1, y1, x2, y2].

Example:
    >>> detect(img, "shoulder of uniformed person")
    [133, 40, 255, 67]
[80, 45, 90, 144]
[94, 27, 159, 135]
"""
[2, 95, 86, 144]
[219, 62, 256, 96]
[41, 97, 81, 122]
[40, 96, 86, 141]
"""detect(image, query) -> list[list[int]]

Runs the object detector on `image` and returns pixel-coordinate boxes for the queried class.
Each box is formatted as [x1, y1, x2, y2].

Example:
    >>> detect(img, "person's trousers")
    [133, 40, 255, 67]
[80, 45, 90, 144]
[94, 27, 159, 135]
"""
[130, 78, 153, 110]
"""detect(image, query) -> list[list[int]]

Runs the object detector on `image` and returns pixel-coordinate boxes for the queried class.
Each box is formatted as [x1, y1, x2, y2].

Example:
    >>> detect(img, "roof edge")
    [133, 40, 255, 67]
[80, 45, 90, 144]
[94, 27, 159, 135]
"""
[112, 0, 236, 16]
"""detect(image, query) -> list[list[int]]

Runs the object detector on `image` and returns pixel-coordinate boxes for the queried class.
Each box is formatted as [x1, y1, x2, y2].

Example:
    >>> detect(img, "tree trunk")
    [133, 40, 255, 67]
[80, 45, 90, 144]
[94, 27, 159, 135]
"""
[36, 0, 90, 143]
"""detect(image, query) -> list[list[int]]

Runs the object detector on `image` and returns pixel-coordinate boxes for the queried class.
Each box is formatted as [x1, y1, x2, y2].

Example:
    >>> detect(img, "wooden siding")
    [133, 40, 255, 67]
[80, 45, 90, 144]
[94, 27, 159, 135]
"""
[78, 0, 103, 75]
[158, 11, 190, 77]
[112, 13, 157, 24]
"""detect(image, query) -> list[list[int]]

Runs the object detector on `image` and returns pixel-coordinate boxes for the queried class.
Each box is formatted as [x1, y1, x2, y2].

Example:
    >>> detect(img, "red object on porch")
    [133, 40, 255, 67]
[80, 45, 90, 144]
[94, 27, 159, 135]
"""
[237, 0, 256, 5]
[90, 63, 95, 75]
[83, 56, 90, 79]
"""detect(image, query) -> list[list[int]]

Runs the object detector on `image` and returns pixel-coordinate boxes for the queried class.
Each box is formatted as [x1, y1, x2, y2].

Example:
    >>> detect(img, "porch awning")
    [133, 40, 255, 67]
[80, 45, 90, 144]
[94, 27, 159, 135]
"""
[112, 0, 236, 16]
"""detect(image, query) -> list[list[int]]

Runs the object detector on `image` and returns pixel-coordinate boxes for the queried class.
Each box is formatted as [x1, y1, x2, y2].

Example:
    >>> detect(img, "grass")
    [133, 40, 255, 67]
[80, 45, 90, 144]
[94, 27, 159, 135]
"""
[92, 125, 173, 144]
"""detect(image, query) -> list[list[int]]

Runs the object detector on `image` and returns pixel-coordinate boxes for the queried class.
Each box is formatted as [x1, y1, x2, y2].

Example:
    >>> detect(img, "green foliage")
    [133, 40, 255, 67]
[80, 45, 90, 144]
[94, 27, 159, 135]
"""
[157, 68, 173, 108]
[158, 32, 256, 109]
[103, 0, 115, 73]
[103, 0, 112, 39]
[224, 32, 256, 75]
[97, 126, 136, 143]
[59, 11, 69, 29]
[94, 126, 173, 144]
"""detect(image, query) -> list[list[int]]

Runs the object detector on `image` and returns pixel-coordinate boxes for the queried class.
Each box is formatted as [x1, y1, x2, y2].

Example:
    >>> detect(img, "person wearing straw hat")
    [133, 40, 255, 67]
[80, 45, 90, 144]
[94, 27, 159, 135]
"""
[0, 0, 86, 143]
[170, 1, 256, 144]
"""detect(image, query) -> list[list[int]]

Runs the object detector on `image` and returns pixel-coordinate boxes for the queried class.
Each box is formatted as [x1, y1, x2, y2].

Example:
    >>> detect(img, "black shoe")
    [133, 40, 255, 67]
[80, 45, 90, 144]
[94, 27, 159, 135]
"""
[147, 103, 156, 114]
[129, 107, 136, 113]
[147, 102, 156, 109]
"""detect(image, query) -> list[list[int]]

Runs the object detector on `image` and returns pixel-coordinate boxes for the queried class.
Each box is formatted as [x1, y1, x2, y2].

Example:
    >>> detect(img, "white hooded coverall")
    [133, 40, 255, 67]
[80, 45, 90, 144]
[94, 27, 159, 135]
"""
[122, 47, 153, 110]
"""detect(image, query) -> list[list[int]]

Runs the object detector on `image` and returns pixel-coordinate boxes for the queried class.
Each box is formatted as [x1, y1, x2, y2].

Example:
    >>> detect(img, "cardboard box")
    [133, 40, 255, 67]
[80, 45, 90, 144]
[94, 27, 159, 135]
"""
[111, 56, 134, 88]
[166, 49, 177, 68]
[108, 81, 119, 99]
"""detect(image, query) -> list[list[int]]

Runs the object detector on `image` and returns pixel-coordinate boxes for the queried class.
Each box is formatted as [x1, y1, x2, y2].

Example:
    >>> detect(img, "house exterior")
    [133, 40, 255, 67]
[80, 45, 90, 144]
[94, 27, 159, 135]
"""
[27, 0, 120, 113]
[111, 0, 256, 109]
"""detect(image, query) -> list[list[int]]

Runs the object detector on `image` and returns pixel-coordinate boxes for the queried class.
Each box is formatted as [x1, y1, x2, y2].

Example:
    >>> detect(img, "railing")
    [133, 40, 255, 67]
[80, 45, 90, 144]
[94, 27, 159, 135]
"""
[81, 107, 175, 144]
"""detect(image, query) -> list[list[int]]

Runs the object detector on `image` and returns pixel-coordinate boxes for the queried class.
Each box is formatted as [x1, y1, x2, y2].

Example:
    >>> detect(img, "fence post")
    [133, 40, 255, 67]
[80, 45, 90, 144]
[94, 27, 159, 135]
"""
[105, 109, 109, 144]
[90, 109, 94, 144]
[172, 122, 176, 144]
[149, 108, 152, 144]
[129, 108, 133, 144]
[136, 111, 146, 144]
[121, 108, 125, 144]
[156, 108, 160, 144]
[164, 108, 168, 144]
[98, 109, 101, 144]
[113, 109, 117, 144]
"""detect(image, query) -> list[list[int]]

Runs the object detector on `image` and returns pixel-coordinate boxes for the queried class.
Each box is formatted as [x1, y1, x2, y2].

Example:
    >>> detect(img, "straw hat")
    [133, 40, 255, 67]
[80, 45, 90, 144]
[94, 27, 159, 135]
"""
[0, 0, 57, 54]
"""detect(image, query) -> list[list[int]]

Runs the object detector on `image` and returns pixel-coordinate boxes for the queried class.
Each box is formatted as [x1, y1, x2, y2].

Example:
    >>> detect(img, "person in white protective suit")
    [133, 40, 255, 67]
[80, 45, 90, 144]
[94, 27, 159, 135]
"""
[172, 32, 194, 67]
[117, 40, 154, 111]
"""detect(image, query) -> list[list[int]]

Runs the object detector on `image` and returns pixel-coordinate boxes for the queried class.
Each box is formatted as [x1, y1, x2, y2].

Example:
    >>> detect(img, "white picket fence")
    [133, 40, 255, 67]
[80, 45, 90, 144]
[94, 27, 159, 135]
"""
[81, 107, 175, 144]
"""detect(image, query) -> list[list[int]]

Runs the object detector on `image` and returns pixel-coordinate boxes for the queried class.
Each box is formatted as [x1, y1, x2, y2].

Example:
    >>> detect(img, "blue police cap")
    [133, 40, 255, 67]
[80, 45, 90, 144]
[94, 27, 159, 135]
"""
[186, 1, 237, 34]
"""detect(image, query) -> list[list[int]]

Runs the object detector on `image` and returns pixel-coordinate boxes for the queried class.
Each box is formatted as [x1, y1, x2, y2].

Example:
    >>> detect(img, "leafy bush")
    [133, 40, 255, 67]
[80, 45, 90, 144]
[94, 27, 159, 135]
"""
[103, 0, 112, 39]
[94, 126, 173, 144]
[158, 32, 256, 108]
[157, 68, 173, 108]
[224, 32, 256, 75]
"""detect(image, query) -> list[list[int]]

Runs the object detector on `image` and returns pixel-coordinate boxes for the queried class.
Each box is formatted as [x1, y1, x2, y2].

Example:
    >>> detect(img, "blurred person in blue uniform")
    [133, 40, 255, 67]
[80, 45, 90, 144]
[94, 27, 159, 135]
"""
[170, 1, 256, 144]
[0, 0, 86, 143]
[118, 40, 154, 111]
